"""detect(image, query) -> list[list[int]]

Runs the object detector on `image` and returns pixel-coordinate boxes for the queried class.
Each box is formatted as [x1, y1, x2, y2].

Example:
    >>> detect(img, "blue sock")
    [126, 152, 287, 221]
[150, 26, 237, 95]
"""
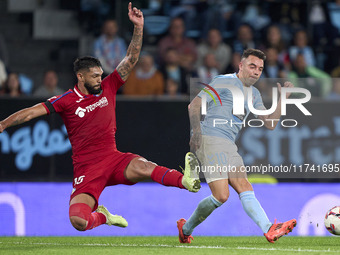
[182, 195, 222, 235]
[239, 191, 272, 233]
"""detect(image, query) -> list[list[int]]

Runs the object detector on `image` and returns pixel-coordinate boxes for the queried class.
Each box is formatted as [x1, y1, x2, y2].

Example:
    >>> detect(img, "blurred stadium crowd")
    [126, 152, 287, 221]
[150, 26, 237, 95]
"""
[1, 0, 340, 100]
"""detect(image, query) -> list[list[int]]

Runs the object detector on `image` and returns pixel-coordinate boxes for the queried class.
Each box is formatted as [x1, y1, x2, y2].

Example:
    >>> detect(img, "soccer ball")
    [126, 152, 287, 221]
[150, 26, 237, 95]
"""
[324, 206, 340, 235]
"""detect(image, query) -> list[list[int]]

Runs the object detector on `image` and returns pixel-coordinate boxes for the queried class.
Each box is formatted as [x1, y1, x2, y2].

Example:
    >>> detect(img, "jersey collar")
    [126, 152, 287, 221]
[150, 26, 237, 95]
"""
[74, 84, 103, 98]
[74, 85, 86, 98]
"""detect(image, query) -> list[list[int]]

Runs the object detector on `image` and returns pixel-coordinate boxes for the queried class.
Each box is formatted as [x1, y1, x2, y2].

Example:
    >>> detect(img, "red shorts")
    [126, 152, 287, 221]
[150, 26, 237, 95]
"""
[70, 150, 140, 211]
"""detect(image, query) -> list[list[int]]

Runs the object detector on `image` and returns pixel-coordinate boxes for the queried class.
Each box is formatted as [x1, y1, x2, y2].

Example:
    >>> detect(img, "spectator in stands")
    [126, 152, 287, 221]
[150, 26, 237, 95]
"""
[0, 33, 8, 67]
[123, 53, 164, 96]
[197, 53, 219, 85]
[218, 1, 242, 40]
[79, 0, 112, 34]
[159, 47, 191, 95]
[327, 78, 340, 100]
[258, 47, 286, 100]
[266, 1, 307, 42]
[262, 47, 286, 79]
[288, 54, 331, 98]
[165, 78, 180, 97]
[0, 33, 8, 88]
[259, 25, 290, 69]
[93, 19, 127, 76]
[309, 2, 339, 47]
[232, 24, 256, 71]
[158, 17, 198, 72]
[169, 0, 209, 38]
[34, 70, 64, 98]
[0, 72, 22, 97]
[289, 30, 316, 67]
[242, 3, 271, 33]
[196, 28, 231, 73]
[233, 24, 256, 55]
[330, 58, 340, 78]
[0, 59, 7, 87]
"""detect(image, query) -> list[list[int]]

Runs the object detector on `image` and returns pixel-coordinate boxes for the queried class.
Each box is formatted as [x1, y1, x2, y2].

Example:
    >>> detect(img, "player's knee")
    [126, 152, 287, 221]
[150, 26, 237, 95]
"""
[69, 203, 92, 231]
[213, 191, 229, 204]
[135, 160, 157, 178]
[70, 216, 87, 231]
[229, 178, 253, 193]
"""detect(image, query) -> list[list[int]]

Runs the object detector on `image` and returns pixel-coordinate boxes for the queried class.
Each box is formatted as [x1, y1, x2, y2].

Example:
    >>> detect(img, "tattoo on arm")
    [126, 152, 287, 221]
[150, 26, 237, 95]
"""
[11, 118, 25, 127]
[189, 104, 201, 133]
[4, 105, 45, 129]
[117, 26, 143, 81]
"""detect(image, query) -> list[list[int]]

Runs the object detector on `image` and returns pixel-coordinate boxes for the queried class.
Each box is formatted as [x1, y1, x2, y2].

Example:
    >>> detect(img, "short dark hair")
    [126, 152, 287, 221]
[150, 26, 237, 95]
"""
[73, 56, 102, 73]
[241, 48, 266, 61]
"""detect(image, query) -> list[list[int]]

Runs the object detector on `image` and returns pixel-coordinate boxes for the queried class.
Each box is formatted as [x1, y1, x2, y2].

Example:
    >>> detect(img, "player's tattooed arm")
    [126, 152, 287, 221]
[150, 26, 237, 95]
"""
[189, 97, 202, 152]
[0, 103, 47, 133]
[117, 2, 144, 81]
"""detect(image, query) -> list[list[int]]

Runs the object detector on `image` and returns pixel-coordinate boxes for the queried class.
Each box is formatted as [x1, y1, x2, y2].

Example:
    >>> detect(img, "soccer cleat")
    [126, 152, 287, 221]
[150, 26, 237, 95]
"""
[177, 218, 194, 243]
[96, 205, 128, 228]
[181, 152, 201, 193]
[264, 219, 297, 243]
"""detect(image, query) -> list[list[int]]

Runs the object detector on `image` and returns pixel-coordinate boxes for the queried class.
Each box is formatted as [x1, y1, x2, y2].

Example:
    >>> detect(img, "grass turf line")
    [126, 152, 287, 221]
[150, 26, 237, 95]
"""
[0, 236, 339, 255]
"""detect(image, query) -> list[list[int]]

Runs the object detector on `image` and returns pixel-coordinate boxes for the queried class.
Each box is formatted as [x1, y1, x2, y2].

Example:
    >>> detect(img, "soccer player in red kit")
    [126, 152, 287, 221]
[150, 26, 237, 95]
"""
[0, 2, 200, 232]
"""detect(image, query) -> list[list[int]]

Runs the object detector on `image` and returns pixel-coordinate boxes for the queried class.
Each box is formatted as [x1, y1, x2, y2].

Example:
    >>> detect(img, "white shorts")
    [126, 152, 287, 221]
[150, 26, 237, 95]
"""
[196, 135, 244, 183]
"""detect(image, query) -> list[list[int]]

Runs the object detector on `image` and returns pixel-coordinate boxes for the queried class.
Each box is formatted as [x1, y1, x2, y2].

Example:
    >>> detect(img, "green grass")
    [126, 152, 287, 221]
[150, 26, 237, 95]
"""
[0, 236, 339, 255]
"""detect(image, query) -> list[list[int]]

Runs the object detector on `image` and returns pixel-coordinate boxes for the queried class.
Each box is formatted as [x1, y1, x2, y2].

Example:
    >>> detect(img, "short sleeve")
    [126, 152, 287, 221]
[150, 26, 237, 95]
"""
[43, 90, 72, 114]
[197, 83, 215, 104]
[197, 76, 222, 103]
[254, 89, 266, 111]
[102, 69, 125, 93]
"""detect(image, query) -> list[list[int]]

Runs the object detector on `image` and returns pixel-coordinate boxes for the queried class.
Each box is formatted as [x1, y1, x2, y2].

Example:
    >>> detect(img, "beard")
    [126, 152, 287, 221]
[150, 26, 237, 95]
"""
[84, 82, 102, 95]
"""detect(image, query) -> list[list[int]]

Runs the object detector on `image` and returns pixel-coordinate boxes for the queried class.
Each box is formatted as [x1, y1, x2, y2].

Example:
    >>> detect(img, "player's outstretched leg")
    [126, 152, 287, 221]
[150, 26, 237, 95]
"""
[96, 205, 128, 227]
[231, 176, 296, 243]
[264, 219, 297, 243]
[149, 152, 201, 192]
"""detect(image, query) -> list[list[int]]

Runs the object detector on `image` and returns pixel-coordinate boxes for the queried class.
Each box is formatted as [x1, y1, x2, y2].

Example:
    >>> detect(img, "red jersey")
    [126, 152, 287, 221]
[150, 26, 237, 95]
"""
[42, 70, 124, 165]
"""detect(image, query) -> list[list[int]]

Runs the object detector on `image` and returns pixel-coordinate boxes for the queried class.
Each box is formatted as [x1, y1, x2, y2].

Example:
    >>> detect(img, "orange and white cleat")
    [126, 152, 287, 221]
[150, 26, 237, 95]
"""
[264, 219, 297, 243]
[177, 218, 194, 243]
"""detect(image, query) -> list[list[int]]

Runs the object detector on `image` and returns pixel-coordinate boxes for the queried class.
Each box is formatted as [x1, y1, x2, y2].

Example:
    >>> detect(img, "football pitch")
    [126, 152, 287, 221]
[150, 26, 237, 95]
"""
[0, 236, 339, 255]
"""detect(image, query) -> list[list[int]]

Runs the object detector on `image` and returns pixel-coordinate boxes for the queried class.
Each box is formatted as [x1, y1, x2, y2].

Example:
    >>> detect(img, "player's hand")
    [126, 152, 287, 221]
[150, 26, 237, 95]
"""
[190, 132, 201, 153]
[277, 81, 294, 99]
[128, 2, 144, 27]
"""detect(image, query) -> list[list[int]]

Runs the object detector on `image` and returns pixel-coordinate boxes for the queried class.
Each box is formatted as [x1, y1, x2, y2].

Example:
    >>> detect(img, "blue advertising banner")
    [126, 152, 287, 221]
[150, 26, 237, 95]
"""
[1, 183, 340, 236]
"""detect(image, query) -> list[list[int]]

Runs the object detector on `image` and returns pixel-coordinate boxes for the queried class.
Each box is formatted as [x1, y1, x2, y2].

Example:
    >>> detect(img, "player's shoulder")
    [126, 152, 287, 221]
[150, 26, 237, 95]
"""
[210, 73, 238, 85]
[102, 69, 124, 86]
[48, 89, 75, 104]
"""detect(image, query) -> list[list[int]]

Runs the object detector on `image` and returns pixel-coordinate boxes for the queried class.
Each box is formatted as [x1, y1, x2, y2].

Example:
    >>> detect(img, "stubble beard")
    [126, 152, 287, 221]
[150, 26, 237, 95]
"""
[84, 82, 102, 95]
